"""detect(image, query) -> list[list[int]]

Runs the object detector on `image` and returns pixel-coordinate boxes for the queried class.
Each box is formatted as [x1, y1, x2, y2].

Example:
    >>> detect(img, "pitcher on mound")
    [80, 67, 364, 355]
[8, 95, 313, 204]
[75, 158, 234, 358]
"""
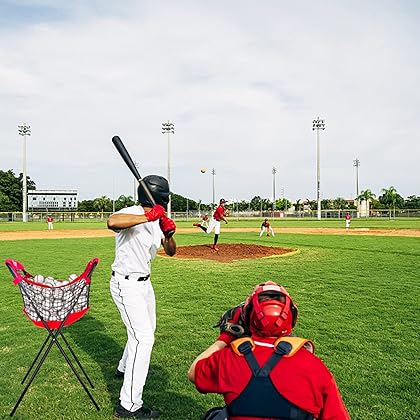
[193, 198, 228, 251]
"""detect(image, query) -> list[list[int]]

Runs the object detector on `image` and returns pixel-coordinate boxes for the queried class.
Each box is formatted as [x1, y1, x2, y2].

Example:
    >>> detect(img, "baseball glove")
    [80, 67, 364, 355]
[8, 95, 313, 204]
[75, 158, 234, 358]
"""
[214, 304, 250, 338]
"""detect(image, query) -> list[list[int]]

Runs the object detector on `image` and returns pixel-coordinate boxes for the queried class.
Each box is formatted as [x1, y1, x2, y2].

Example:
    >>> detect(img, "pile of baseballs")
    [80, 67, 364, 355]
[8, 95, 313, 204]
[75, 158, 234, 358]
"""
[32, 273, 78, 287]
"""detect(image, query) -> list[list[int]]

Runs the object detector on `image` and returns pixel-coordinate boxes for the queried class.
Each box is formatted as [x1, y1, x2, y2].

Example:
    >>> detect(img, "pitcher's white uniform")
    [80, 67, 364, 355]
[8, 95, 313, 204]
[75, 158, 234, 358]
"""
[110, 205, 163, 412]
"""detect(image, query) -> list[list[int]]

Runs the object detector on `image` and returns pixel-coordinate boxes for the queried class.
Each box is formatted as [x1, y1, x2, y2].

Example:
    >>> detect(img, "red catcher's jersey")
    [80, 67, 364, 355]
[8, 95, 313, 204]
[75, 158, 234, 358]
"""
[213, 205, 225, 221]
[194, 339, 350, 420]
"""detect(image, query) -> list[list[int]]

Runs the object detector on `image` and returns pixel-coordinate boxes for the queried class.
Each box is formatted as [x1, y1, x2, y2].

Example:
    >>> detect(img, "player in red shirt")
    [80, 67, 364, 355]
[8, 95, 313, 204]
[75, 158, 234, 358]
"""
[188, 281, 350, 420]
[345, 213, 352, 230]
[259, 218, 275, 237]
[46, 215, 54, 230]
[193, 198, 228, 251]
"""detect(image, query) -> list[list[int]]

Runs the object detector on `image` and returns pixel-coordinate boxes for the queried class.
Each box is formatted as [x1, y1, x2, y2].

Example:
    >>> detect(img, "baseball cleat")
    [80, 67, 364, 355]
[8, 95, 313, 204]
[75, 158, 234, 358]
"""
[114, 403, 160, 418]
[212, 245, 219, 251]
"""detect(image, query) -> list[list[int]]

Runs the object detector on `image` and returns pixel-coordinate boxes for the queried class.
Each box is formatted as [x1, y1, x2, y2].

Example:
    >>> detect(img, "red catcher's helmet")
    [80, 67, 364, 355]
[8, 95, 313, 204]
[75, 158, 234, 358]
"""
[241, 281, 298, 337]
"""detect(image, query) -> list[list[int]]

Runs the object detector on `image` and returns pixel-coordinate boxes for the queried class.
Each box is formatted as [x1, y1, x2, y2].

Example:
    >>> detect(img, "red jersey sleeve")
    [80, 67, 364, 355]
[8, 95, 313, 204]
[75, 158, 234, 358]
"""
[194, 352, 223, 394]
[319, 376, 350, 420]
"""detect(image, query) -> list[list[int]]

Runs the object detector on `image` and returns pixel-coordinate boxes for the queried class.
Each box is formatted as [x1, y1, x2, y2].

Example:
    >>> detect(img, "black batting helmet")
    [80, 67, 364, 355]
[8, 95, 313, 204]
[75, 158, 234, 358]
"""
[137, 175, 171, 208]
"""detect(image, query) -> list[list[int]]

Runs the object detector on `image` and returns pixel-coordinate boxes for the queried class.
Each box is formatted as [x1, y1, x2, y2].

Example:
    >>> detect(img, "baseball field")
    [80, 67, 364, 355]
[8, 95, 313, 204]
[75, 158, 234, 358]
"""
[0, 219, 419, 419]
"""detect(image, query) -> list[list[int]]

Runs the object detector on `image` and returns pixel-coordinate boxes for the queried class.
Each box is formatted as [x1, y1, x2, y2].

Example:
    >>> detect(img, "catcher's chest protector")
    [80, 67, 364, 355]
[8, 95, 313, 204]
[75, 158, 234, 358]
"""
[228, 338, 314, 420]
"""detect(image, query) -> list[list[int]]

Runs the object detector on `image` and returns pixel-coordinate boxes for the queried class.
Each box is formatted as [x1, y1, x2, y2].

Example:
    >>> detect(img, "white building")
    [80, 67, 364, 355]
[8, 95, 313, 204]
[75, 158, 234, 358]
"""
[27, 190, 78, 211]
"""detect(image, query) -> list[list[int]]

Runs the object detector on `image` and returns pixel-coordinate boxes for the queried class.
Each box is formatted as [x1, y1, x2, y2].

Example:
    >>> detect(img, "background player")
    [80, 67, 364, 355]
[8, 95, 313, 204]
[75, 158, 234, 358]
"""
[345, 212, 352, 229]
[108, 175, 176, 419]
[193, 198, 228, 251]
[46, 215, 54, 230]
[259, 218, 275, 237]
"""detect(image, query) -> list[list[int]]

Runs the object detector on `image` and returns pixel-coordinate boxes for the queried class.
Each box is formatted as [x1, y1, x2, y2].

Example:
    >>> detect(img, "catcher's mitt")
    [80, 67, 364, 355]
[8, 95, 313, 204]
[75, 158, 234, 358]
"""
[214, 304, 250, 338]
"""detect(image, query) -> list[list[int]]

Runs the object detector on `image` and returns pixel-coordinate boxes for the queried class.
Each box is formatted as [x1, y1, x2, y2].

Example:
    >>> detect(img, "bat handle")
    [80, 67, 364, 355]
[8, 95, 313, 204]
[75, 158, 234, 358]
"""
[138, 178, 156, 206]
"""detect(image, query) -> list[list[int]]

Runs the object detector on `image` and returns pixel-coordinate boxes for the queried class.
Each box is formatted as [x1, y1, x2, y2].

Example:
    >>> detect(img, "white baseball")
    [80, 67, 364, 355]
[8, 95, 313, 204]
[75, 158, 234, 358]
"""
[33, 274, 45, 283]
[44, 277, 55, 287]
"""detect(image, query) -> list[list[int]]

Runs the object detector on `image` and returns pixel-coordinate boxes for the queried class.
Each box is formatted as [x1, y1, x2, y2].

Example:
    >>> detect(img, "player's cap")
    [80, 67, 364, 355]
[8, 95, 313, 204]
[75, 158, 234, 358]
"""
[219, 198, 226, 204]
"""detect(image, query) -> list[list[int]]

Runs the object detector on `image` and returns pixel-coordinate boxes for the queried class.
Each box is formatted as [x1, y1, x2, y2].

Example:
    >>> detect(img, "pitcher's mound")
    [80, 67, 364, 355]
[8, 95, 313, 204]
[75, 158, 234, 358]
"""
[162, 243, 296, 263]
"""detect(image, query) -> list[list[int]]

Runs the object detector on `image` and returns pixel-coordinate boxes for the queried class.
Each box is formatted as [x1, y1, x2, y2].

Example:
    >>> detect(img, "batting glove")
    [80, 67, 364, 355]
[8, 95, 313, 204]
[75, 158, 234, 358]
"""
[159, 216, 176, 238]
[145, 204, 166, 222]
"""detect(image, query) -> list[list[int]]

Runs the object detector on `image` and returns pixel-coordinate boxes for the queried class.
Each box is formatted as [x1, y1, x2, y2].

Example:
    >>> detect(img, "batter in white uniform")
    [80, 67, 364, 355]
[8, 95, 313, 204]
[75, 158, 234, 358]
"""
[108, 175, 176, 419]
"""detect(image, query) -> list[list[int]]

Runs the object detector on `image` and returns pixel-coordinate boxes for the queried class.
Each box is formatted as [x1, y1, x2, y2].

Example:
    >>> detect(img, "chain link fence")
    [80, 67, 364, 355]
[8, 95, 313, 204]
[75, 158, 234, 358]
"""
[1, 208, 420, 223]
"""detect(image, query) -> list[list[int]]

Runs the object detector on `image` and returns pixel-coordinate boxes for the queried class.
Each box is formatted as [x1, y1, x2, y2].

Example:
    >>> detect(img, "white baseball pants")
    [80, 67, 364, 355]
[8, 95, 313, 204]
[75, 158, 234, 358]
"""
[259, 226, 275, 236]
[206, 218, 221, 234]
[110, 274, 156, 412]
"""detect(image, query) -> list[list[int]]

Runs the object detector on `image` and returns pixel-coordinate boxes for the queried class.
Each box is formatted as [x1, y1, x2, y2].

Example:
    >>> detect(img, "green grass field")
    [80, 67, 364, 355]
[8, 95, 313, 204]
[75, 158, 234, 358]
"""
[1, 216, 420, 232]
[0, 222, 419, 419]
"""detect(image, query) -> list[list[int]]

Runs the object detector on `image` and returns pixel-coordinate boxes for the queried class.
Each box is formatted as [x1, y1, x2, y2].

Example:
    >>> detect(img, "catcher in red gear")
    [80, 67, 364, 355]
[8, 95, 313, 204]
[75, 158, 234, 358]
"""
[188, 281, 350, 420]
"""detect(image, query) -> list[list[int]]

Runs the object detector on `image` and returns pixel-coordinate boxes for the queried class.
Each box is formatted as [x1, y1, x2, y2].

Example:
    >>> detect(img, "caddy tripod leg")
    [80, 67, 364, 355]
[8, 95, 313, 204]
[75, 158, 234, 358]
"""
[53, 333, 100, 411]
[10, 334, 55, 416]
[59, 330, 95, 388]
[21, 333, 50, 384]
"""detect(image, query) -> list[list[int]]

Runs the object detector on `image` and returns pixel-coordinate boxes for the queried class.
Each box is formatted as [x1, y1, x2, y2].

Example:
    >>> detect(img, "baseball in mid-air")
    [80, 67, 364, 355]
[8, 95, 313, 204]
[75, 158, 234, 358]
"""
[200, 168, 206, 173]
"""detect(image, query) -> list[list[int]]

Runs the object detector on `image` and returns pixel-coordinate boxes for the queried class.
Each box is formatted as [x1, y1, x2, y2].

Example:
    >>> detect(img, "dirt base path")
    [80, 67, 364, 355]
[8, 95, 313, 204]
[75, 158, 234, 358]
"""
[1, 226, 419, 241]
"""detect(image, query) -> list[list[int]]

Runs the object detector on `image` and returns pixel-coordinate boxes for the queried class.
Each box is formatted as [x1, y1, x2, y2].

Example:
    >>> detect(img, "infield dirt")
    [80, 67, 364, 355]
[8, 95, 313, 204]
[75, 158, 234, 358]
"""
[1, 227, 419, 263]
[1, 226, 419, 242]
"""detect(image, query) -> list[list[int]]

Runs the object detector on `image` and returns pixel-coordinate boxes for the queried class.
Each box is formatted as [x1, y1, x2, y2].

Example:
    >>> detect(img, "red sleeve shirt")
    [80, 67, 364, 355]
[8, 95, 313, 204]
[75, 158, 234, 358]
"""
[213, 205, 225, 221]
[194, 341, 350, 420]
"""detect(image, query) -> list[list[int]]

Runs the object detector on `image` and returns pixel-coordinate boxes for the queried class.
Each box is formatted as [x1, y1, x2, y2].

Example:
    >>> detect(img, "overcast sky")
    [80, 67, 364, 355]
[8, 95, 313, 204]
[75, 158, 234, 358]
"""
[0, 0, 419, 204]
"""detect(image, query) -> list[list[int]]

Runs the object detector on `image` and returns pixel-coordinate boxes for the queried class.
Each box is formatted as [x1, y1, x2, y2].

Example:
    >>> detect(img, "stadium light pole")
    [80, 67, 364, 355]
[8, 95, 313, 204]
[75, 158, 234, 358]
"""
[272, 167, 277, 215]
[312, 117, 326, 220]
[211, 168, 216, 209]
[353, 158, 360, 218]
[162, 121, 174, 218]
[18, 123, 31, 222]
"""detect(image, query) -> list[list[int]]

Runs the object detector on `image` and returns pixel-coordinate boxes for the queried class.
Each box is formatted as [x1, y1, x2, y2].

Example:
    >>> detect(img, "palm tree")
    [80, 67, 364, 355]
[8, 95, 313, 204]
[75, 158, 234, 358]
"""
[357, 190, 376, 218]
[380, 186, 399, 219]
[94, 196, 112, 219]
[333, 197, 347, 219]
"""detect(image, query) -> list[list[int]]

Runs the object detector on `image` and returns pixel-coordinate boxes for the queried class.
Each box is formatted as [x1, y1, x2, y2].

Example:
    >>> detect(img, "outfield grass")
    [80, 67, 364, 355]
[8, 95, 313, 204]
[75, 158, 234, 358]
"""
[0, 229, 419, 419]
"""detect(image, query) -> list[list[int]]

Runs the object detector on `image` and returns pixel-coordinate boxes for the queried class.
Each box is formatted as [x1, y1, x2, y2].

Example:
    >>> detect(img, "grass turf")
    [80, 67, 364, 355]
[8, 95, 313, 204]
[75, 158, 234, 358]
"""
[1, 217, 420, 232]
[0, 230, 419, 419]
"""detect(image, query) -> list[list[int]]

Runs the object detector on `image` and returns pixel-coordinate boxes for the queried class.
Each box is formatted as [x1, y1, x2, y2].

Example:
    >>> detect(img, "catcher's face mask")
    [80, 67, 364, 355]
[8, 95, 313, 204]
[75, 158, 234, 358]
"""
[242, 281, 298, 338]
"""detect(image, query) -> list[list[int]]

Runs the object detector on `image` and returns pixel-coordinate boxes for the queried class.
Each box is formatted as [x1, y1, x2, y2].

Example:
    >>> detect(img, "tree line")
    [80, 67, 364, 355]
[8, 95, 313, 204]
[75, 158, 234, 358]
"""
[1, 169, 420, 213]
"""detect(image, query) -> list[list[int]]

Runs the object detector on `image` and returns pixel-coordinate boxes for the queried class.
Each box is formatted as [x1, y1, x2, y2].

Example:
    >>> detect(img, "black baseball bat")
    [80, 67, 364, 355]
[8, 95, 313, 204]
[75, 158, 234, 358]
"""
[111, 135, 175, 237]
[112, 135, 156, 206]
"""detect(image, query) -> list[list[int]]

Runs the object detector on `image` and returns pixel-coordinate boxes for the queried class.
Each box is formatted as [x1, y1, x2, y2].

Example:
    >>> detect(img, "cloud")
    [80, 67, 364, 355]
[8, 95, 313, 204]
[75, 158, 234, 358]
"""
[0, 0, 419, 203]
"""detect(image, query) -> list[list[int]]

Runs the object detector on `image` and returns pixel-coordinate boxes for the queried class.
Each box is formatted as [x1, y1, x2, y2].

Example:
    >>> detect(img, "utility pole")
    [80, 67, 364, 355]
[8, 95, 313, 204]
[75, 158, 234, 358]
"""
[162, 121, 174, 217]
[312, 117, 326, 220]
[211, 168, 216, 210]
[272, 167, 277, 214]
[353, 158, 360, 218]
[18, 123, 31, 222]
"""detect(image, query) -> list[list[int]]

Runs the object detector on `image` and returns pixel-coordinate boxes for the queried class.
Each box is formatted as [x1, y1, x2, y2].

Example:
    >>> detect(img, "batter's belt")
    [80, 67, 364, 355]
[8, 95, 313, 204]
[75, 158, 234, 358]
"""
[111, 271, 150, 281]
